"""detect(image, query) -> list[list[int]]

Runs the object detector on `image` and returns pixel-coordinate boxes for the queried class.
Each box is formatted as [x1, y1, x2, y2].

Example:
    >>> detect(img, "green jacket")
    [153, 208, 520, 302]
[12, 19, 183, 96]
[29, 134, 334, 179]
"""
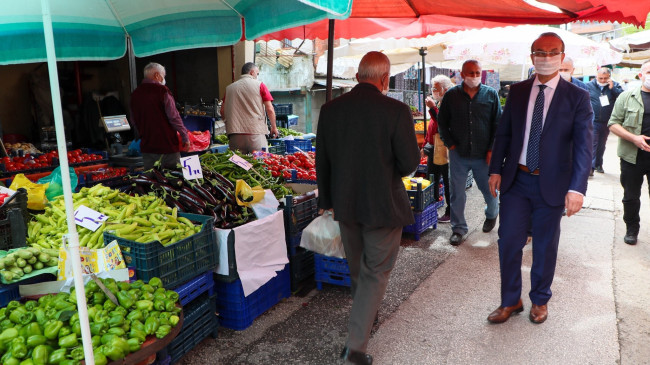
[607, 87, 646, 164]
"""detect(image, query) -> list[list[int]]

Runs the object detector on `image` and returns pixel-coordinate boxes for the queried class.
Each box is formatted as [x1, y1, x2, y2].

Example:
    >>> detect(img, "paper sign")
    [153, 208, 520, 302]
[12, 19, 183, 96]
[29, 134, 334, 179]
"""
[57, 240, 126, 281]
[229, 154, 253, 171]
[181, 155, 203, 180]
[74, 205, 108, 231]
[599, 95, 609, 107]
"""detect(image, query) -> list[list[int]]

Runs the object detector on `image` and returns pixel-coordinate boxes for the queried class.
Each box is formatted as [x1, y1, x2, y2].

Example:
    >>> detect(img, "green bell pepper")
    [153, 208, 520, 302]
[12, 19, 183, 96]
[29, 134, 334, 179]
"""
[94, 310, 109, 324]
[144, 316, 160, 336]
[121, 319, 131, 333]
[85, 279, 99, 294]
[3, 356, 19, 365]
[116, 290, 134, 309]
[153, 300, 166, 311]
[103, 300, 117, 312]
[47, 348, 67, 365]
[1, 318, 13, 331]
[165, 290, 180, 302]
[24, 301, 37, 312]
[10, 308, 34, 325]
[169, 315, 180, 327]
[6, 301, 21, 312]
[92, 291, 106, 305]
[140, 292, 154, 301]
[153, 292, 167, 302]
[131, 319, 145, 332]
[11, 340, 28, 359]
[148, 277, 162, 289]
[90, 322, 108, 336]
[111, 306, 128, 318]
[26, 335, 47, 349]
[92, 351, 108, 365]
[18, 359, 34, 365]
[118, 281, 130, 291]
[129, 327, 146, 343]
[25, 323, 42, 337]
[69, 347, 84, 361]
[31, 344, 49, 365]
[37, 295, 52, 308]
[108, 336, 129, 356]
[33, 308, 46, 327]
[155, 324, 171, 339]
[100, 334, 117, 345]
[1, 327, 19, 344]
[58, 333, 78, 348]
[127, 288, 141, 300]
[149, 311, 160, 318]
[165, 300, 177, 312]
[141, 284, 154, 294]
[92, 335, 101, 348]
[108, 314, 124, 328]
[159, 316, 170, 326]
[57, 326, 71, 338]
[58, 360, 80, 365]
[107, 327, 125, 337]
[131, 280, 144, 289]
[69, 313, 79, 325]
[71, 321, 81, 336]
[126, 309, 143, 322]
[126, 337, 142, 353]
[87, 307, 99, 322]
[135, 300, 153, 311]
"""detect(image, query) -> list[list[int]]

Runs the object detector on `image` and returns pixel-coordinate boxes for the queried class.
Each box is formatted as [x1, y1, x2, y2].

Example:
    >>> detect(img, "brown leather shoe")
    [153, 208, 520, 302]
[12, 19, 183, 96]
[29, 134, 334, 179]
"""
[487, 299, 524, 323]
[529, 304, 548, 323]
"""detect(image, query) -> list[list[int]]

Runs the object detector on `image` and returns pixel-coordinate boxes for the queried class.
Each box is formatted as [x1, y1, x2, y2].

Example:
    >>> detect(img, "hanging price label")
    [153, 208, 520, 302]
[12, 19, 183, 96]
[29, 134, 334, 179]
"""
[74, 205, 109, 232]
[229, 154, 253, 171]
[181, 155, 203, 180]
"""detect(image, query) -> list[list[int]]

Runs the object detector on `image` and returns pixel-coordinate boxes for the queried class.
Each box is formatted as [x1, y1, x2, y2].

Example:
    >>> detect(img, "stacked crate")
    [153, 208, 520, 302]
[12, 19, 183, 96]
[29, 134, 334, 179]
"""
[403, 175, 438, 240]
[283, 193, 319, 292]
[273, 103, 299, 129]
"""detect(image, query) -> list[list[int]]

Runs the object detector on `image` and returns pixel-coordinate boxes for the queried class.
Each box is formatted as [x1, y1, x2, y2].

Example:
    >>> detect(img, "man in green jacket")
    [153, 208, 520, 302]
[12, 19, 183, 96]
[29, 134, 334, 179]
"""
[608, 60, 650, 245]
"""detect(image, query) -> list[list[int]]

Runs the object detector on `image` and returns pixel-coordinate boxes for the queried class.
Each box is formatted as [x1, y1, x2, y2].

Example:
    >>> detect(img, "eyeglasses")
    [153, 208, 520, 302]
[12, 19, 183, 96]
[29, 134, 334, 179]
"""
[531, 51, 563, 57]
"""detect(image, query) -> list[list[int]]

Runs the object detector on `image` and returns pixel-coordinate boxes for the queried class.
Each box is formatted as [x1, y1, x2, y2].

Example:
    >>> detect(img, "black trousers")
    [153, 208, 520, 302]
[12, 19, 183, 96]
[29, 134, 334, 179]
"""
[427, 159, 450, 214]
[620, 152, 650, 233]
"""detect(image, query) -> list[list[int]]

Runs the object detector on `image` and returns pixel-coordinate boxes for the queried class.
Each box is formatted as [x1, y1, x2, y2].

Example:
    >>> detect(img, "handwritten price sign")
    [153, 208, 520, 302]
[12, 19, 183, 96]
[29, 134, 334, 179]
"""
[181, 155, 203, 180]
[229, 154, 252, 171]
[74, 205, 108, 232]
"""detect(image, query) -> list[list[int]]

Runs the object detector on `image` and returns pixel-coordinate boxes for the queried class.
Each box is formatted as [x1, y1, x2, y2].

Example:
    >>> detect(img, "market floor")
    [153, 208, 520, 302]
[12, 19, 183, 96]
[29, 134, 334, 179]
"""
[178, 134, 650, 365]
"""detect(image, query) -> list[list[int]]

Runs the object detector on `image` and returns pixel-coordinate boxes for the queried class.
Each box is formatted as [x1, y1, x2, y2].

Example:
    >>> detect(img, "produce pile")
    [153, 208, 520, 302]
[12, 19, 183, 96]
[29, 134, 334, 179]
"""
[200, 150, 292, 199]
[277, 128, 302, 137]
[0, 277, 180, 364]
[214, 134, 229, 145]
[0, 247, 58, 283]
[27, 184, 200, 249]
[4, 143, 41, 155]
[124, 166, 255, 229]
[262, 151, 316, 181]
[85, 167, 129, 182]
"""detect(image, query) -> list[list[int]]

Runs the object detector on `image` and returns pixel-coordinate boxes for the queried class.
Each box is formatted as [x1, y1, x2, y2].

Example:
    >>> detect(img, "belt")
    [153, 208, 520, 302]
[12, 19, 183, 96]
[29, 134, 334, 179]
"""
[518, 164, 540, 175]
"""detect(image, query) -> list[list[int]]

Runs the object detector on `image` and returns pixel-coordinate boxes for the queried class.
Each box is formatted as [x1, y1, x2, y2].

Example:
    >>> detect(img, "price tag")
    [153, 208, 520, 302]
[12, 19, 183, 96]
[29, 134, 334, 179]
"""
[74, 205, 108, 232]
[229, 154, 253, 171]
[181, 155, 203, 180]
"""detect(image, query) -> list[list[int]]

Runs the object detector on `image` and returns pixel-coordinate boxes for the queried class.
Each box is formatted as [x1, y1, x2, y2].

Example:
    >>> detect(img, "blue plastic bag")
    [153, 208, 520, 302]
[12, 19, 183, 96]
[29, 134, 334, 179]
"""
[127, 139, 141, 156]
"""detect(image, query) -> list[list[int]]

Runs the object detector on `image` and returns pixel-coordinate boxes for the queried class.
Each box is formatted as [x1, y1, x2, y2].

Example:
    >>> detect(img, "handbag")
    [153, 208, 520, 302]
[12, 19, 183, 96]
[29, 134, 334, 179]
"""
[433, 134, 449, 165]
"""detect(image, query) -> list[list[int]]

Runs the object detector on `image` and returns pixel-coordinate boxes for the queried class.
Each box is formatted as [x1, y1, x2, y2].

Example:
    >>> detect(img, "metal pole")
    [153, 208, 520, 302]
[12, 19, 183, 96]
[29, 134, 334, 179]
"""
[127, 35, 137, 93]
[419, 47, 428, 138]
[326, 19, 335, 102]
[41, 1, 95, 364]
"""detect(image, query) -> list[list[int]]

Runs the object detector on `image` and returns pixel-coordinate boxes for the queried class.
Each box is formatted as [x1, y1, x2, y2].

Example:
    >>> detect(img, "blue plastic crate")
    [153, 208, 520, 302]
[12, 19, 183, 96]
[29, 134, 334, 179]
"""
[167, 293, 218, 364]
[314, 254, 351, 290]
[286, 232, 301, 257]
[210, 145, 229, 154]
[0, 272, 57, 307]
[173, 271, 214, 306]
[284, 139, 312, 154]
[285, 169, 317, 185]
[403, 201, 438, 241]
[290, 247, 315, 292]
[277, 114, 298, 128]
[104, 213, 218, 289]
[215, 264, 290, 330]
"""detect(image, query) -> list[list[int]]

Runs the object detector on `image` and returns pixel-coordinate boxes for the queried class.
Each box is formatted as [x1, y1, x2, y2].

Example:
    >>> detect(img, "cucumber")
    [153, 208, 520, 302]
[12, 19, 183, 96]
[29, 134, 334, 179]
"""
[16, 258, 27, 268]
[8, 266, 24, 277]
[3, 255, 15, 266]
[23, 265, 32, 274]
[27, 256, 37, 265]
[26, 247, 41, 255]
[38, 253, 50, 263]
[0, 270, 15, 282]
[33, 262, 44, 270]
[17, 250, 34, 260]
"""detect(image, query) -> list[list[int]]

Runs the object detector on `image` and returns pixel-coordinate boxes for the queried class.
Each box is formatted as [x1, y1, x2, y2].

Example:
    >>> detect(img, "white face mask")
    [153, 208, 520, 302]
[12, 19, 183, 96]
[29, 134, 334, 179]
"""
[597, 81, 608, 87]
[559, 72, 571, 81]
[534, 55, 562, 76]
[643, 77, 650, 90]
[432, 91, 443, 101]
[161, 78, 166, 86]
[464, 77, 481, 88]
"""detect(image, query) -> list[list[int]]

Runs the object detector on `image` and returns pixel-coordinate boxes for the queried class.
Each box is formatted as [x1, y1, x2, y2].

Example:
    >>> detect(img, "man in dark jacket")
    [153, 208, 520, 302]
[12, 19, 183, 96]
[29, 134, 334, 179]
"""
[587, 67, 623, 174]
[316, 51, 420, 365]
[130, 62, 190, 170]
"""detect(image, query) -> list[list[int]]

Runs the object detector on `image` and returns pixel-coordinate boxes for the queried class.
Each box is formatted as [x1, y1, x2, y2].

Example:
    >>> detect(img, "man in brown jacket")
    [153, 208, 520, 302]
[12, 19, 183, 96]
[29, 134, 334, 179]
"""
[316, 52, 420, 365]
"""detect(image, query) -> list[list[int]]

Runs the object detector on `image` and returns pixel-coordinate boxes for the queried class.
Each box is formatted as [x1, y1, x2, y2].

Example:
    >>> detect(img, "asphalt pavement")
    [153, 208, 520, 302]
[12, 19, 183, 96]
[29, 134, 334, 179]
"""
[178, 134, 650, 365]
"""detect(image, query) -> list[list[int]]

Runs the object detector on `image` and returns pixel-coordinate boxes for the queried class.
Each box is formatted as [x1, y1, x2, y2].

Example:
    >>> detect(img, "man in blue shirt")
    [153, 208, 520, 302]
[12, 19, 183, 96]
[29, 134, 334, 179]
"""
[587, 67, 623, 174]
[437, 60, 502, 246]
[559, 57, 588, 91]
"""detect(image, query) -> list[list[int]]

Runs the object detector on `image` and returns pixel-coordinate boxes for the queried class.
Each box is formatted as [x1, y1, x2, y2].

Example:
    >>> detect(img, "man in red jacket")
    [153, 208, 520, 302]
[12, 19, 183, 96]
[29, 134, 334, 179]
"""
[130, 62, 190, 170]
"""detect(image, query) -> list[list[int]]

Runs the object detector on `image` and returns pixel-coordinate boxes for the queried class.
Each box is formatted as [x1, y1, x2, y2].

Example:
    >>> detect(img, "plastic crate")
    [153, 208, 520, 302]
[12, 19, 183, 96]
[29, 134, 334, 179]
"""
[215, 264, 290, 330]
[290, 247, 314, 292]
[314, 254, 350, 290]
[282, 193, 319, 235]
[273, 103, 293, 115]
[285, 169, 317, 185]
[153, 355, 171, 365]
[286, 232, 301, 257]
[266, 143, 285, 155]
[277, 115, 298, 128]
[213, 230, 238, 283]
[104, 213, 218, 289]
[173, 271, 214, 306]
[403, 201, 438, 241]
[0, 188, 29, 251]
[406, 179, 435, 211]
[416, 164, 427, 174]
[0, 272, 57, 307]
[209, 145, 229, 154]
[284, 139, 312, 154]
[166, 293, 218, 364]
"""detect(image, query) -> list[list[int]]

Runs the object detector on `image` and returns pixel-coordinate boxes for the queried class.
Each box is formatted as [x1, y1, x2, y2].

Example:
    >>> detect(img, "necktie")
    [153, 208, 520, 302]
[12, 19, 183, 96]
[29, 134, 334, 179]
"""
[526, 84, 547, 172]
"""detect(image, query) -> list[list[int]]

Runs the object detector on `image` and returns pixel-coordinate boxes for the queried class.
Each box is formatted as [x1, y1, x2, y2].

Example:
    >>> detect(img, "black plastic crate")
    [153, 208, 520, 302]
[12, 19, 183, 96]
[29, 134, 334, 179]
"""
[167, 293, 218, 364]
[104, 213, 218, 289]
[273, 103, 293, 115]
[406, 175, 435, 211]
[213, 230, 238, 283]
[0, 188, 29, 250]
[290, 247, 315, 292]
[282, 193, 319, 235]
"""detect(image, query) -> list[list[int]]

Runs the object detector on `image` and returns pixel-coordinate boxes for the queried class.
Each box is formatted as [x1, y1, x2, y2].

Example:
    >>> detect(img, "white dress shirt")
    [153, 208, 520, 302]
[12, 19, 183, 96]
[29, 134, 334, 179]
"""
[518, 74, 561, 166]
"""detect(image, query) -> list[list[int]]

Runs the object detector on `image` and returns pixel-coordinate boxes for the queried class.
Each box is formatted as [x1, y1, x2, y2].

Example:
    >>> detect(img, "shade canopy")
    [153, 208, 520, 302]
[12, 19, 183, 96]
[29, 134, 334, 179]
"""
[0, 0, 352, 65]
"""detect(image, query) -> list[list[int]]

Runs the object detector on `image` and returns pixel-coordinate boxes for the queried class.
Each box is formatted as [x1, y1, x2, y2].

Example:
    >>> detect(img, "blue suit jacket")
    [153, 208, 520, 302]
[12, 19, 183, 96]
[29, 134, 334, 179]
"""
[489, 77, 594, 206]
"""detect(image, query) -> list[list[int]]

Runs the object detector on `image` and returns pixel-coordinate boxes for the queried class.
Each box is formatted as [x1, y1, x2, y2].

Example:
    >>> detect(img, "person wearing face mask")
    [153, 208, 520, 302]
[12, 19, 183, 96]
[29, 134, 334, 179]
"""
[130, 62, 191, 170]
[422, 75, 454, 222]
[221, 62, 278, 154]
[587, 67, 624, 175]
[558, 57, 588, 91]
[487, 32, 593, 324]
[316, 52, 419, 365]
[437, 60, 502, 246]
[607, 60, 650, 245]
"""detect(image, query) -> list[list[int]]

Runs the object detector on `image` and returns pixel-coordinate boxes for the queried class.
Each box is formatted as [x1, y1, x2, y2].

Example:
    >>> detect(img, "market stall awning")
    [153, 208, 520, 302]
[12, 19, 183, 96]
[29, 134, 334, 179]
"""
[0, 0, 353, 65]
[542, 0, 650, 26]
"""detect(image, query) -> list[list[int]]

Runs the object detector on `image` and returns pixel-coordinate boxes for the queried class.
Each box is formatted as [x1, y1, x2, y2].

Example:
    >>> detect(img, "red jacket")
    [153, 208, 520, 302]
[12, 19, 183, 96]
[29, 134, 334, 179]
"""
[424, 105, 439, 145]
[130, 82, 181, 154]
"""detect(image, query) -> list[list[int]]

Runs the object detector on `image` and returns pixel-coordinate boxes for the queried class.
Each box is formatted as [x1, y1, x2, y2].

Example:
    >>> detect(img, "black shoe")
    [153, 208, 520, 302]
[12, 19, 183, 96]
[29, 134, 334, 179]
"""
[595, 166, 604, 173]
[589, 169, 594, 177]
[450, 232, 464, 246]
[624, 233, 638, 245]
[483, 217, 497, 233]
[341, 347, 373, 365]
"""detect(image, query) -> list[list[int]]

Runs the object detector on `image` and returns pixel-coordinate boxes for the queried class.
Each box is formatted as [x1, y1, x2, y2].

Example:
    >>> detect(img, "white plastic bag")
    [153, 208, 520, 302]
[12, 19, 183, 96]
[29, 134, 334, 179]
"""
[300, 211, 345, 258]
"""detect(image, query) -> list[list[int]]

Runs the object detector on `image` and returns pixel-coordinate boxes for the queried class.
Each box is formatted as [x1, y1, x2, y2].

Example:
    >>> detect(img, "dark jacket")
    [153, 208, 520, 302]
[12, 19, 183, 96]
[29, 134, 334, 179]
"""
[316, 83, 420, 227]
[130, 82, 181, 154]
[489, 77, 593, 206]
[437, 83, 502, 159]
[586, 79, 624, 124]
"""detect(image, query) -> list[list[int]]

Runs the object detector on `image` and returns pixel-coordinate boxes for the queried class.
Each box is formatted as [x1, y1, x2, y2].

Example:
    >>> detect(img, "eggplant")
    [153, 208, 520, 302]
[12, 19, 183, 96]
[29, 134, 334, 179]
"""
[213, 172, 235, 190]
[178, 196, 203, 214]
[214, 184, 236, 204]
[131, 176, 156, 185]
[151, 168, 170, 184]
[192, 184, 219, 206]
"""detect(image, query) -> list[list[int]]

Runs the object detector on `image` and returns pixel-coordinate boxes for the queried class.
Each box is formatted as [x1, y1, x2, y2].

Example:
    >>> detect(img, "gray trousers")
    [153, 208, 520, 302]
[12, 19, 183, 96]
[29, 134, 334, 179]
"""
[142, 152, 181, 170]
[339, 222, 402, 352]
[228, 134, 268, 154]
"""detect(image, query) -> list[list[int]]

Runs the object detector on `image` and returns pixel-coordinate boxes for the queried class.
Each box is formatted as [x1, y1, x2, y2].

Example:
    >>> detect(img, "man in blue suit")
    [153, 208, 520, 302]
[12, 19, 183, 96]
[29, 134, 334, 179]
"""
[486, 33, 593, 324]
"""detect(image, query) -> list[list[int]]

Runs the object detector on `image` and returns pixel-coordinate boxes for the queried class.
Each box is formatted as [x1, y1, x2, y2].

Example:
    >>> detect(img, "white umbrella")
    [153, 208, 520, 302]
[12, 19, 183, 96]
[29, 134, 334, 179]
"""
[444, 25, 622, 70]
